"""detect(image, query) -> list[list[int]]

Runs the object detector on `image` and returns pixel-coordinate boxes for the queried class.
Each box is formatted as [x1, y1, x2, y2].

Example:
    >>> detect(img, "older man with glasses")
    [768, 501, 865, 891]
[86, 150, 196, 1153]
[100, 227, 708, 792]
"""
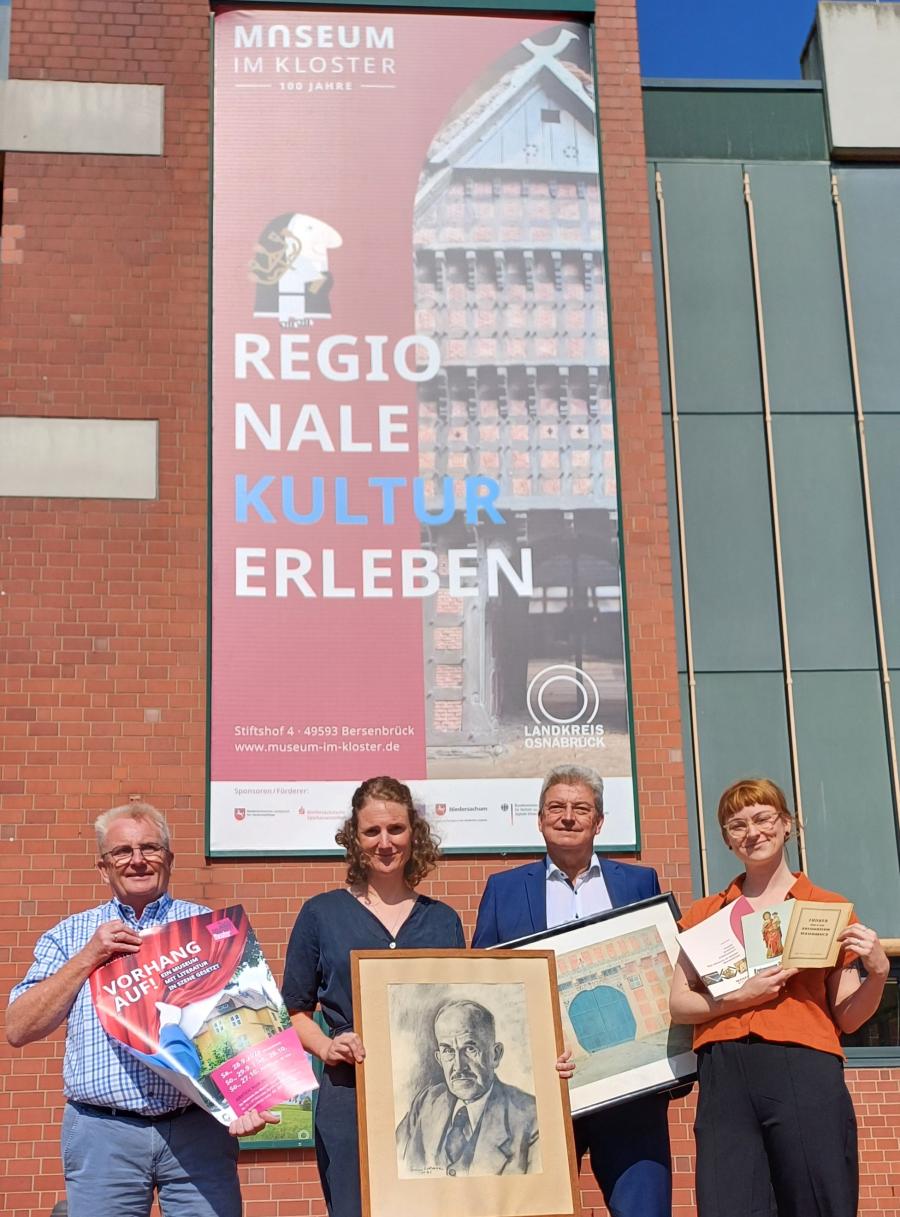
[6, 801, 270, 1217]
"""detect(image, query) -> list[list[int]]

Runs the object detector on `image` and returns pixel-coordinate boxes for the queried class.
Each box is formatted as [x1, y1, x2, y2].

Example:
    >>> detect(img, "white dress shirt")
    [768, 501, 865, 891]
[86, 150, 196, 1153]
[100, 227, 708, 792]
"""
[545, 853, 612, 927]
[449, 1085, 492, 1137]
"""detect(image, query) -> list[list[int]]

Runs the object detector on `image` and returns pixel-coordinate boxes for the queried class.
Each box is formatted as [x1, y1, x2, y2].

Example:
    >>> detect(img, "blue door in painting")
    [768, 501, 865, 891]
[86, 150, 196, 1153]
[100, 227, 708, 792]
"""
[569, 986, 636, 1051]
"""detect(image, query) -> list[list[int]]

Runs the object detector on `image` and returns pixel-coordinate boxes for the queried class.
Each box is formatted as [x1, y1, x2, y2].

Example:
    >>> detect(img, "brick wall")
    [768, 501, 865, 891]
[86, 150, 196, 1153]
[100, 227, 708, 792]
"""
[590, 0, 691, 1211]
[1, 2, 227, 1212]
[1, 2, 897, 1216]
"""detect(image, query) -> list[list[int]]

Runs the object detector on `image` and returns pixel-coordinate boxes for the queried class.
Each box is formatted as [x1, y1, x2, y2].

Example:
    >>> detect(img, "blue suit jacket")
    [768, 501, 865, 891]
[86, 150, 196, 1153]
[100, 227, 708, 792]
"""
[472, 856, 662, 947]
[471, 857, 676, 1214]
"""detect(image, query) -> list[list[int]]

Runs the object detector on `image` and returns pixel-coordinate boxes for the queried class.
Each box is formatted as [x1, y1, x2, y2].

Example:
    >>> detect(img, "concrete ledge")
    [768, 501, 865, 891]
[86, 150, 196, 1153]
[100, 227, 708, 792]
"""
[0, 79, 164, 155]
[806, 2, 900, 159]
[0, 417, 159, 499]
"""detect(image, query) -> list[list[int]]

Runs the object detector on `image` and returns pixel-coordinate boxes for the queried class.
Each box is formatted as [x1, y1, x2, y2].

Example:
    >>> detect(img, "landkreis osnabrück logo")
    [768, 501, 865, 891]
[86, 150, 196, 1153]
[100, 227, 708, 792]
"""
[524, 664, 606, 750]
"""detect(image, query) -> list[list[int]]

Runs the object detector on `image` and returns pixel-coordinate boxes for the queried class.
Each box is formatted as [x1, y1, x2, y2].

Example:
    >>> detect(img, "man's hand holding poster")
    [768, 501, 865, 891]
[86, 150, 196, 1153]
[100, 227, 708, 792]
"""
[90, 905, 317, 1124]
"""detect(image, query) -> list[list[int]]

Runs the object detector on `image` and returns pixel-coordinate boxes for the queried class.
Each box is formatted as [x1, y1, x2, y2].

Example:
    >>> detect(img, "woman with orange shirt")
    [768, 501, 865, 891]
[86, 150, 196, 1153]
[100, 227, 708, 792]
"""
[670, 778, 889, 1217]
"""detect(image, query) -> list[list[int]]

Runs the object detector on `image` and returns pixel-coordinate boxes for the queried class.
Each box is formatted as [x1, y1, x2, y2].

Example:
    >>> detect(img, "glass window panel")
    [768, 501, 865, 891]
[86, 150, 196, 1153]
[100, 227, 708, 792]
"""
[749, 163, 852, 414]
[835, 167, 900, 414]
[664, 428, 687, 675]
[863, 416, 900, 668]
[680, 416, 782, 672]
[842, 960, 900, 1051]
[678, 674, 703, 901]
[655, 162, 761, 414]
[643, 88, 828, 163]
[773, 415, 877, 671]
[694, 672, 795, 895]
[794, 671, 900, 931]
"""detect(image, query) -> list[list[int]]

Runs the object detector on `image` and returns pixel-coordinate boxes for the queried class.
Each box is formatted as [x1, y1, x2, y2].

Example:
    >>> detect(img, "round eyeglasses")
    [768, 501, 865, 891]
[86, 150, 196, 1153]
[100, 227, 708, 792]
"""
[101, 842, 169, 867]
[723, 811, 782, 841]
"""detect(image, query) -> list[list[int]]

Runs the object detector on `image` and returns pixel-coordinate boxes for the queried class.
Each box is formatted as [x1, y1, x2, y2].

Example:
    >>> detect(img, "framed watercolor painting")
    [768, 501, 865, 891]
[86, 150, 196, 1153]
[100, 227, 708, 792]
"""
[502, 895, 696, 1114]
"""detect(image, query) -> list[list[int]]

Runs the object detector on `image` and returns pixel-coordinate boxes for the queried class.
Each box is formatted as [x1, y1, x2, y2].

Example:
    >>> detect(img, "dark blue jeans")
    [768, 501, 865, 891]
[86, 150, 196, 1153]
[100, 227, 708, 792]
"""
[575, 1091, 672, 1217]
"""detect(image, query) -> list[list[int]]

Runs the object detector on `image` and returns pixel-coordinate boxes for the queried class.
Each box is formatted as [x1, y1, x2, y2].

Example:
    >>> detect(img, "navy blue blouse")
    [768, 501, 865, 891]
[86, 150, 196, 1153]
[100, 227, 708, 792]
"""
[282, 888, 465, 1035]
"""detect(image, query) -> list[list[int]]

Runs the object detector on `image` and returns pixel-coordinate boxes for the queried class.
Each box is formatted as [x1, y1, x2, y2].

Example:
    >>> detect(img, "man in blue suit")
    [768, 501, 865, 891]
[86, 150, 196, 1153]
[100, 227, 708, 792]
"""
[473, 764, 672, 1217]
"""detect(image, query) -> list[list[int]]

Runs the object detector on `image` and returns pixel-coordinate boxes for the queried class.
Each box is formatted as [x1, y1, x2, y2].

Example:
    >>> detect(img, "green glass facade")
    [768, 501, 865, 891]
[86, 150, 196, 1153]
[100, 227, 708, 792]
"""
[647, 84, 900, 941]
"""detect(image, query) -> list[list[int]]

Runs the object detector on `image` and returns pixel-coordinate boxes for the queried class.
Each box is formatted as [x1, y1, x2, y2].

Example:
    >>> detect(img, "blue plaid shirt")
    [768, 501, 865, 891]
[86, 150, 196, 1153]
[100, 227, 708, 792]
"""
[9, 893, 207, 1114]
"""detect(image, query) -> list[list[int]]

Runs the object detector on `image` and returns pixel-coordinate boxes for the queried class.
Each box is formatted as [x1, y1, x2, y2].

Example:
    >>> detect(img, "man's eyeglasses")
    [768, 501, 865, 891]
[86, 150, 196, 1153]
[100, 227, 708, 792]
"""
[437, 1042, 486, 1063]
[101, 843, 169, 867]
[723, 811, 782, 841]
[543, 801, 597, 820]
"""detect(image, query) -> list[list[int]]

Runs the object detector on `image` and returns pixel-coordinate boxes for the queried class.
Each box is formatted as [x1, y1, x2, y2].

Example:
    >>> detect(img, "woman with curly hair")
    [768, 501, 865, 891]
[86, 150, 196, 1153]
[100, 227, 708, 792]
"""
[282, 776, 464, 1217]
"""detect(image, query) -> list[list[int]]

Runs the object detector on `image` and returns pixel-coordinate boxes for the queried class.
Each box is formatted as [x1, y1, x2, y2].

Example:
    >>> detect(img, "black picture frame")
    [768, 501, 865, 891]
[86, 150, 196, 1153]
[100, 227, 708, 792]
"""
[498, 894, 696, 1114]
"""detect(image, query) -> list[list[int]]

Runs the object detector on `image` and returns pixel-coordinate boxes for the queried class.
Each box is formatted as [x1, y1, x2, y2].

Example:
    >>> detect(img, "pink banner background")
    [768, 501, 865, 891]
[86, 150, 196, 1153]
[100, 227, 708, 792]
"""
[211, 8, 570, 782]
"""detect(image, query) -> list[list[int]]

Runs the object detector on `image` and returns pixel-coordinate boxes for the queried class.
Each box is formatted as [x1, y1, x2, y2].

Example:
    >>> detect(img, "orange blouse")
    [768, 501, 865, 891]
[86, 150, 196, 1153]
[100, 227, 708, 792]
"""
[679, 872, 858, 1059]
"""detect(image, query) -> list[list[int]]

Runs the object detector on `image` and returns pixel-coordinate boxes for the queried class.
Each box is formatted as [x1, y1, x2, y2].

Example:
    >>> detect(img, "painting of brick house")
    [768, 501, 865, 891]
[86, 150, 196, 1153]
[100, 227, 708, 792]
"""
[414, 25, 630, 782]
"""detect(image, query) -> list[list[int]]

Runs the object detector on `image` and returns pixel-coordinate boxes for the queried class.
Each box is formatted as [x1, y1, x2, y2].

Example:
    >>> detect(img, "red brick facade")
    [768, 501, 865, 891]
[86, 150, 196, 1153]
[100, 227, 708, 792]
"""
[1, 2, 897, 1216]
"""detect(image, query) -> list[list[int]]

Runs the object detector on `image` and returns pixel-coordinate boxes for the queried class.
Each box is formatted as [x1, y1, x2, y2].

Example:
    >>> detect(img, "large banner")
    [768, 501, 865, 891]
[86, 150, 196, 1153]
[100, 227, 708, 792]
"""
[209, 9, 637, 853]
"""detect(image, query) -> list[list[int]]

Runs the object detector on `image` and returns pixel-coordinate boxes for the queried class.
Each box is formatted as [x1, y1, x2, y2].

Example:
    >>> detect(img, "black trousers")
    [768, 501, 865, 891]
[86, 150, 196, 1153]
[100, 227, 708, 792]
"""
[694, 1039, 858, 1217]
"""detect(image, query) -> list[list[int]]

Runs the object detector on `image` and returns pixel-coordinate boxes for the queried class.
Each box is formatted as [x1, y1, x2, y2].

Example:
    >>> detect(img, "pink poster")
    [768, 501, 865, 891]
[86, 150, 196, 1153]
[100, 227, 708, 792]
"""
[210, 9, 637, 853]
[91, 905, 317, 1123]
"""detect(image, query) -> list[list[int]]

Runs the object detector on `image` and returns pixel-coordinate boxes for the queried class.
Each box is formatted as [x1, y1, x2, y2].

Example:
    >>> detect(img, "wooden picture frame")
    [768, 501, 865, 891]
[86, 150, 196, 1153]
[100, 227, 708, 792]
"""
[502, 895, 696, 1115]
[351, 949, 582, 1217]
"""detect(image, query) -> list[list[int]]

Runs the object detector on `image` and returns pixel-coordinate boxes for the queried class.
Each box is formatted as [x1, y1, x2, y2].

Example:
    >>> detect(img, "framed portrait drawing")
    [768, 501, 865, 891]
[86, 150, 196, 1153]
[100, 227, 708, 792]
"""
[351, 949, 581, 1217]
[503, 895, 696, 1115]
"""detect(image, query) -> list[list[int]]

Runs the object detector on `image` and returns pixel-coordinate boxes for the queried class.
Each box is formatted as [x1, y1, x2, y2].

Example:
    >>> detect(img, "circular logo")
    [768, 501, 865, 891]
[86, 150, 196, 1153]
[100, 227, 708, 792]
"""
[526, 664, 600, 726]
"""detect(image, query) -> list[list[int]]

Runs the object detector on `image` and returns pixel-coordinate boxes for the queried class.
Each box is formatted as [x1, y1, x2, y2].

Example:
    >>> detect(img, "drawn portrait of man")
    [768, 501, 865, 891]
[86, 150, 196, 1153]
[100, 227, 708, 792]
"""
[395, 997, 540, 1178]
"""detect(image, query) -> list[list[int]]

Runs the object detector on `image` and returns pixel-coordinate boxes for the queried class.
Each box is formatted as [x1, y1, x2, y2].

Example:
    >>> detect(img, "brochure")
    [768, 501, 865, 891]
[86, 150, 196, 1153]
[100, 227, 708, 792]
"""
[682, 898, 856, 996]
[780, 901, 853, 969]
[741, 900, 794, 975]
[677, 903, 749, 997]
[90, 904, 317, 1125]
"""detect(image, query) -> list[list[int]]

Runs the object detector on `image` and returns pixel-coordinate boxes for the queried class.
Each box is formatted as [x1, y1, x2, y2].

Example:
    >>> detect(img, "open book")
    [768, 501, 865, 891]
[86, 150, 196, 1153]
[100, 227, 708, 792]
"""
[90, 905, 317, 1124]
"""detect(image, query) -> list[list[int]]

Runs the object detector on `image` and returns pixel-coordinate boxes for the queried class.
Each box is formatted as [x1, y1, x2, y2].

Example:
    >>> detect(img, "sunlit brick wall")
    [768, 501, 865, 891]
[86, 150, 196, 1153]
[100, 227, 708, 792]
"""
[2, 1, 896, 1215]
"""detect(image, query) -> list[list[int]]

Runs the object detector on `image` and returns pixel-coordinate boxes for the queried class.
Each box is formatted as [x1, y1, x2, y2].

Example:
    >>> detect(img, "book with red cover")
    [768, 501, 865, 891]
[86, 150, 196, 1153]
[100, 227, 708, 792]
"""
[90, 904, 317, 1124]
